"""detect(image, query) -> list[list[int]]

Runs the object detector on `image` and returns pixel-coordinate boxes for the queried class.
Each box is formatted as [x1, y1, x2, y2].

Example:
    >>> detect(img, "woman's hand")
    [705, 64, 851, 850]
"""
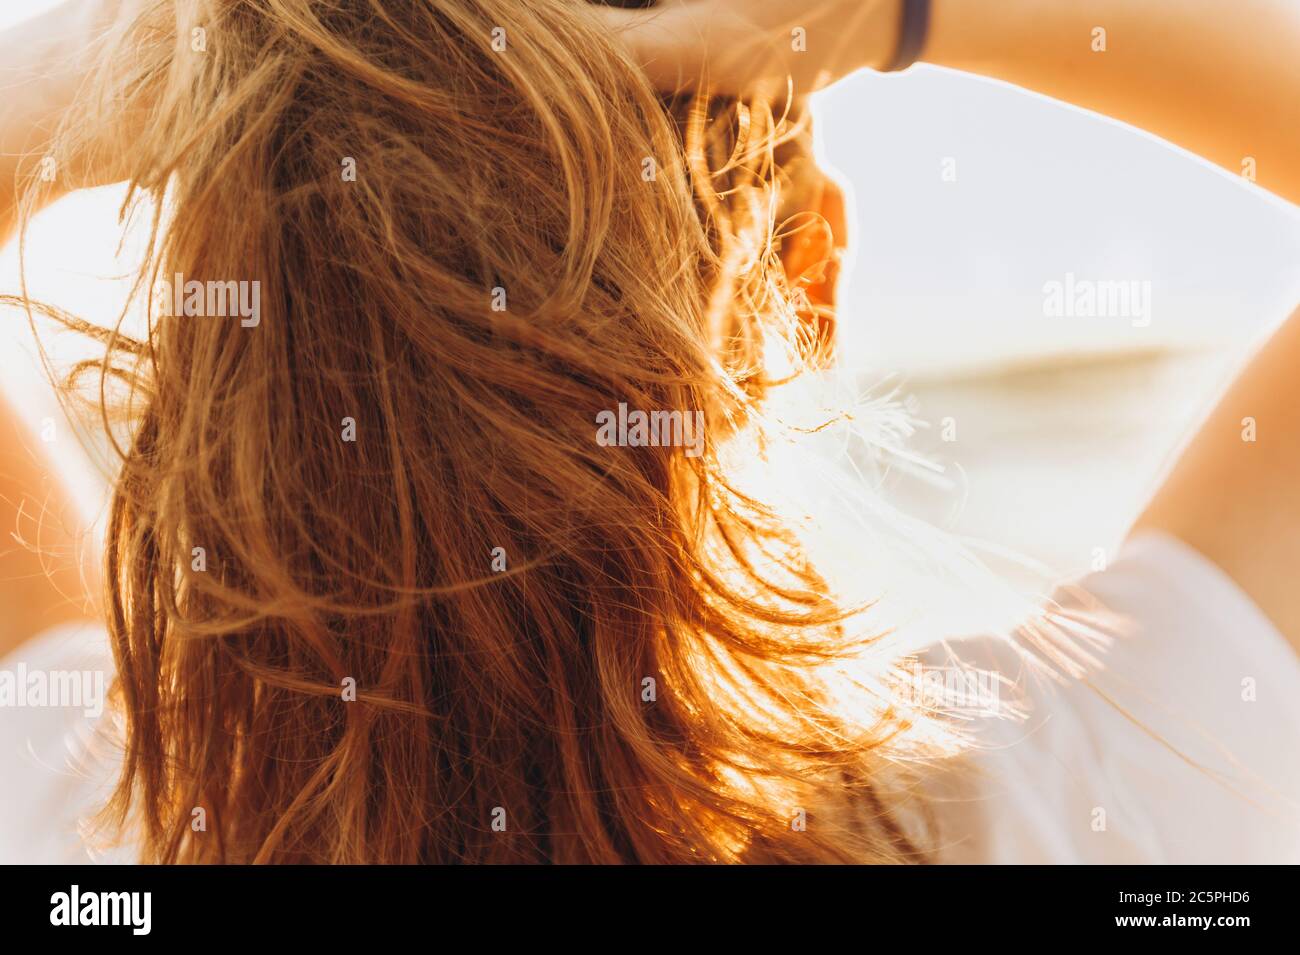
[591, 0, 902, 96]
[0, 0, 141, 244]
[598, 0, 1300, 208]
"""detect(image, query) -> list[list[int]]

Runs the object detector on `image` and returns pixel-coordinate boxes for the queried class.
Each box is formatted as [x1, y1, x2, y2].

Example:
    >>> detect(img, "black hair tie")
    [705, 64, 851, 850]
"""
[882, 0, 930, 72]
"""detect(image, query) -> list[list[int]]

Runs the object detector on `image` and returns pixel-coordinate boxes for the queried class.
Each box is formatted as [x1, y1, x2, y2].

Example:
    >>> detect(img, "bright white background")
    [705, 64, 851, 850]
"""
[4, 1, 1300, 578]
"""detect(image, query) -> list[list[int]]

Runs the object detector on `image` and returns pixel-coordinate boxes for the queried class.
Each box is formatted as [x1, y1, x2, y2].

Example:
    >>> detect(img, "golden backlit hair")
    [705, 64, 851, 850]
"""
[15, 0, 944, 862]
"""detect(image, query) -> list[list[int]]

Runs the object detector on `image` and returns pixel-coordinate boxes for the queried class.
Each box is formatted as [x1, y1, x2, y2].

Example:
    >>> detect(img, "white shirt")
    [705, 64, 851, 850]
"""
[2, 530, 1297, 863]
[927, 531, 1300, 863]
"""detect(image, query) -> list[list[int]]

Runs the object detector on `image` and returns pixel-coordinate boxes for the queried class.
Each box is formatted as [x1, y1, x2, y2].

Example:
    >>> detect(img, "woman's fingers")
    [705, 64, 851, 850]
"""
[589, 2, 717, 92]
[590, 0, 898, 96]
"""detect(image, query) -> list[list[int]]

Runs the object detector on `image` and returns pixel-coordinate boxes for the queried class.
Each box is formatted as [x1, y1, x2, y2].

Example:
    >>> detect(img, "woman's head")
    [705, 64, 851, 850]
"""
[25, 0, 925, 862]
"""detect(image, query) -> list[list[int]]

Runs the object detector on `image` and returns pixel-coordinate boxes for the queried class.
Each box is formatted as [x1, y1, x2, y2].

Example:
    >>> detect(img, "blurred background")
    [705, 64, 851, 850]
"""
[3, 2, 1300, 583]
[815, 67, 1300, 581]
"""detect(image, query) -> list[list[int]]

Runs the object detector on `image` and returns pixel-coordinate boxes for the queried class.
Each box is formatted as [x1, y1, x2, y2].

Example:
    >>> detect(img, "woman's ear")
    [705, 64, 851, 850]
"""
[780, 170, 847, 359]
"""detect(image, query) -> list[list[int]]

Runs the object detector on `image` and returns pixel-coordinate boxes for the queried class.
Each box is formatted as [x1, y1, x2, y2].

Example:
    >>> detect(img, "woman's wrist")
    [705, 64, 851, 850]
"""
[925, 0, 1036, 71]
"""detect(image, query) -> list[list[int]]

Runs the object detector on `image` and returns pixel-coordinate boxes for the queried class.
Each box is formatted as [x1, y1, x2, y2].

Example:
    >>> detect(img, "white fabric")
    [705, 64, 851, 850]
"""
[0, 620, 126, 863]
[927, 530, 1300, 863]
[1, 530, 1297, 863]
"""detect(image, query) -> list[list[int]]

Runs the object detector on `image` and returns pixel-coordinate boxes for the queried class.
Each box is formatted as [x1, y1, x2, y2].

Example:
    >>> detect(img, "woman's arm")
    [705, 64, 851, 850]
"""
[922, 2, 1300, 653]
[0, 2, 115, 657]
[925, 0, 1300, 206]
[595, 0, 1300, 206]
[1132, 306, 1300, 654]
[0, 392, 99, 661]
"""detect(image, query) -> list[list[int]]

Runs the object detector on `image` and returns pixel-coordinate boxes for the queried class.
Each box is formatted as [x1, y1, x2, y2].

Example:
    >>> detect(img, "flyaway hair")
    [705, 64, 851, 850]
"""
[10, 0, 958, 862]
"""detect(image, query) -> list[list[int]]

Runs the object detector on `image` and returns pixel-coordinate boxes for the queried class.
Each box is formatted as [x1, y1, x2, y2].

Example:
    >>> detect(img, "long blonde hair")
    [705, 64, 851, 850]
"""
[16, 0, 942, 862]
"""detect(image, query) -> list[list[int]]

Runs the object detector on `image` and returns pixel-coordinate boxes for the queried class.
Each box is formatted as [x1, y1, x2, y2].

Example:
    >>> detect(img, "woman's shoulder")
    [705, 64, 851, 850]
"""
[927, 530, 1300, 864]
